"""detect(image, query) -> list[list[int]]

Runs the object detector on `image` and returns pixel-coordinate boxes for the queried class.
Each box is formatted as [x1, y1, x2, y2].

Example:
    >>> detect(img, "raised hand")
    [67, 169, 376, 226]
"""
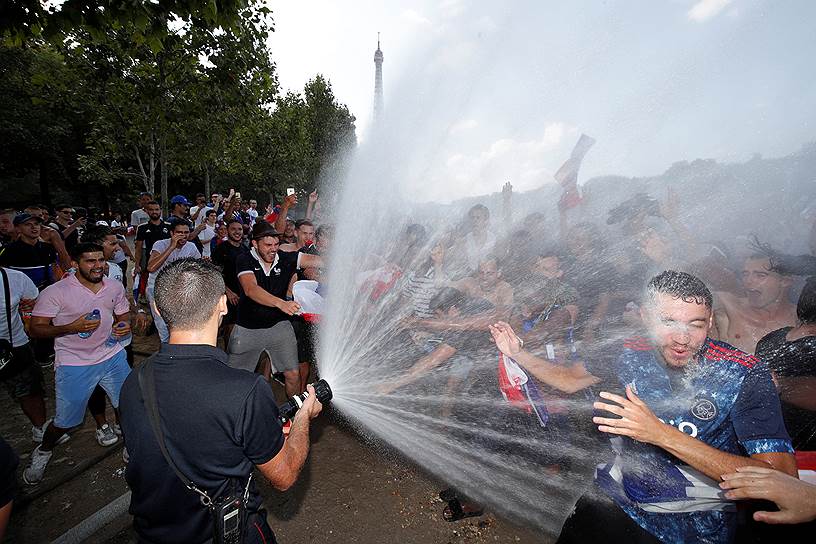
[308, 190, 319, 204]
[489, 321, 522, 357]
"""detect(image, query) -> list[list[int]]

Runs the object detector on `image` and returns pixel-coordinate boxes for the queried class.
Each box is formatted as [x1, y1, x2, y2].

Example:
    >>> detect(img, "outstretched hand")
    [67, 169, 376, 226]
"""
[720, 466, 816, 525]
[593, 385, 670, 446]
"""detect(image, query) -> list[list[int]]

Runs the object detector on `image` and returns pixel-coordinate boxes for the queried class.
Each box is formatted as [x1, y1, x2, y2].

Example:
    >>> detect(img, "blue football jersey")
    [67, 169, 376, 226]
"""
[594, 336, 793, 544]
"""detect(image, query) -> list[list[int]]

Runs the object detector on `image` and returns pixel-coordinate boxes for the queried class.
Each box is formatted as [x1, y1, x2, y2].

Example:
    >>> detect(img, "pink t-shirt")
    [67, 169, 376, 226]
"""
[32, 274, 130, 366]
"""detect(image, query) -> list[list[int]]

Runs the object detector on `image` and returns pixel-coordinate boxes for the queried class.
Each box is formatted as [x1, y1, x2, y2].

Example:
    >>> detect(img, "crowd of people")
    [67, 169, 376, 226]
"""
[0, 182, 815, 543]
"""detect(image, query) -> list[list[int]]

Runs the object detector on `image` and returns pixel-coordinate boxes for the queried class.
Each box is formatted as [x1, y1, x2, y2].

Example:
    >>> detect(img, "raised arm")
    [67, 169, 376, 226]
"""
[275, 194, 297, 234]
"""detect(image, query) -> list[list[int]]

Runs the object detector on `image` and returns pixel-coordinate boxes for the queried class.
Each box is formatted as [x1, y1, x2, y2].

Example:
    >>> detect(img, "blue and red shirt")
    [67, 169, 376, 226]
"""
[594, 336, 793, 544]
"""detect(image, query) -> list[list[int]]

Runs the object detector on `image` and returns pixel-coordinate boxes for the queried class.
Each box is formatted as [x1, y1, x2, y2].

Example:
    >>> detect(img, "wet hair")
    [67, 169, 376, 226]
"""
[405, 223, 427, 245]
[81, 225, 114, 245]
[295, 219, 314, 230]
[645, 270, 713, 309]
[429, 288, 467, 313]
[316, 224, 333, 241]
[797, 277, 816, 324]
[154, 258, 225, 331]
[467, 203, 489, 217]
[70, 242, 104, 262]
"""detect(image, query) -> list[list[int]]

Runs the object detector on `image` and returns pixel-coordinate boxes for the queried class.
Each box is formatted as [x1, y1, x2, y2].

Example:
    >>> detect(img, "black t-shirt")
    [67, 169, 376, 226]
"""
[212, 241, 248, 295]
[119, 344, 284, 543]
[0, 240, 57, 289]
[756, 327, 816, 450]
[235, 250, 299, 329]
[136, 221, 171, 255]
[0, 435, 18, 508]
[53, 221, 80, 250]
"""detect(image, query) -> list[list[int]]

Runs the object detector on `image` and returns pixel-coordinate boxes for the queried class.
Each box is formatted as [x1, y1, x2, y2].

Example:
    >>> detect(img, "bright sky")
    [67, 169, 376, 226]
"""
[267, 0, 816, 201]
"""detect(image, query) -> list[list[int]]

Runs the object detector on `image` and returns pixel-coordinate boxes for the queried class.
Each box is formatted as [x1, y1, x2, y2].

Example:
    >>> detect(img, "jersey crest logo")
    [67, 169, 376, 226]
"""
[690, 398, 717, 421]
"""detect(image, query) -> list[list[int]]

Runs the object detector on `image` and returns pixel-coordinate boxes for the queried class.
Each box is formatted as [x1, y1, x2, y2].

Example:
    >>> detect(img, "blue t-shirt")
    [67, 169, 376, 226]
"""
[593, 336, 793, 544]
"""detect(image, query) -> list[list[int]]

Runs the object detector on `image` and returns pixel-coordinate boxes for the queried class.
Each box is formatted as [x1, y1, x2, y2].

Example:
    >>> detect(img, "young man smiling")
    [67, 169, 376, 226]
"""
[24, 243, 131, 484]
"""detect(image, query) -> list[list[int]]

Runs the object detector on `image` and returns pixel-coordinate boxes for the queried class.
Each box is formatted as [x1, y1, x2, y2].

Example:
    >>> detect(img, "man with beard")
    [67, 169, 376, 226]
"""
[556, 270, 796, 544]
[134, 201, 170, 300]
[228, 222, 322, 396]
[147, 219, 201, 343]
[23, 243, 131, 484]
[211, 219, 248, 347]
[713, 255, 797, 353]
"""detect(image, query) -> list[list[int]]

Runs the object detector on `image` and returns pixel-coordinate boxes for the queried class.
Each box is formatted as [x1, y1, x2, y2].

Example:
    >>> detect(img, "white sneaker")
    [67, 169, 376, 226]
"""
[96, 424, 119, 447]
[23, 446, 53, 485]
[113, 422, 122, 437]
[32, 419, 70, 445]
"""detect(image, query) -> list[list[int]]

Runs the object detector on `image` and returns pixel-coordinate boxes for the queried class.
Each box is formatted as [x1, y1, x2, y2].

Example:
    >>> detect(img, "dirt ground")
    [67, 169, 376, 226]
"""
[4, 331, 551, 544]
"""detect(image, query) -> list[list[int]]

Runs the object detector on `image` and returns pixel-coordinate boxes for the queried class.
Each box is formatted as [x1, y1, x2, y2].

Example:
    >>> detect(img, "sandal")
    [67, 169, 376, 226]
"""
[442, 497, 484, 522]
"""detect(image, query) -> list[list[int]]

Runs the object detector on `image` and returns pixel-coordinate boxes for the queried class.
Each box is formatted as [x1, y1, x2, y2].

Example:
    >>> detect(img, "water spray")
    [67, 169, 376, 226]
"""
[278, 379, 333, 424]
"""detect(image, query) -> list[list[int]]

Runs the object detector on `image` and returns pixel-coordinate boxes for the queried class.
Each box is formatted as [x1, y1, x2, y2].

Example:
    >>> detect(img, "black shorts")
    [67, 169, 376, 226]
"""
[0, 343, 45, 399]
[291, 318, 316, 364]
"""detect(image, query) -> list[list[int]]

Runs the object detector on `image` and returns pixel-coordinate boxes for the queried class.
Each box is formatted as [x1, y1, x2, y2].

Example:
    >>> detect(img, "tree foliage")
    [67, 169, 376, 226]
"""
[0, 1, 357, 214]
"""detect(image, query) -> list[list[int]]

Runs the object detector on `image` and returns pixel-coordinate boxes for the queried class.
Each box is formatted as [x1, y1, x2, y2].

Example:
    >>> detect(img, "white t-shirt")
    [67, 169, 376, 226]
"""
[198, 224, 216, 258]
[190, 205, 213, 227]
[131, 208, 149, 228]
[106, 261, 124, 284]
[0, 268, 39, 346]
[147, 240, 202, 290]
[464, 231, 497, 272]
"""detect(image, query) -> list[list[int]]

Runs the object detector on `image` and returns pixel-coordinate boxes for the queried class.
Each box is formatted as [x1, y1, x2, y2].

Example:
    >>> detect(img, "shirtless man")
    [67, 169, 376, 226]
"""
[713, 255, 796, 353]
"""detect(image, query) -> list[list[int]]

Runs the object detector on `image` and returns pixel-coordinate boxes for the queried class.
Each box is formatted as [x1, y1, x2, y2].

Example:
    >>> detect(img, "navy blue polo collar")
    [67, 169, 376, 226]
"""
[157, 343, 229, 365]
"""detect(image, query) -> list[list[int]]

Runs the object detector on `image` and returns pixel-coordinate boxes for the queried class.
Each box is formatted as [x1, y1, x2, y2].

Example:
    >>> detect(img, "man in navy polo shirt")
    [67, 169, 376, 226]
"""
[557, 270, 797, 544]
[120, 258, 323, 543]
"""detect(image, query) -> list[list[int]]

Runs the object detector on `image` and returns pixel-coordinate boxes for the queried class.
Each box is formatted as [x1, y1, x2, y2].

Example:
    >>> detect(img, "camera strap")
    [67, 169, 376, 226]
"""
[2, 268, 13, 347]
[138, 360, 214, 508]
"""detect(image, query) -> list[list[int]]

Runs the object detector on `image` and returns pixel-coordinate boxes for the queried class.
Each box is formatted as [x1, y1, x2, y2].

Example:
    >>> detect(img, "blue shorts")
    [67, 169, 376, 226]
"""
[54, 349, 131, 429]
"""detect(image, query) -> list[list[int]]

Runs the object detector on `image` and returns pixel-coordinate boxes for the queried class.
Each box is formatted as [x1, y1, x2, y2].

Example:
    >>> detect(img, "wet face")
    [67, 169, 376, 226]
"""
[741, 257, 790, 309]
[146, 204, 161, 221]
[643, 293, 712, 368]
[468, 208, 490, 234]
[100, 234, 119, 260]
[567, 225, 593, 256]
[533, 255, 562, 279]
[227, 222, 243, 243]
[17, 219, 42, 241]
[297, 224, 315, 246]
[253, 235, 280, 263]
[477, 260, 500, 291]
[74, 251, 106, 284]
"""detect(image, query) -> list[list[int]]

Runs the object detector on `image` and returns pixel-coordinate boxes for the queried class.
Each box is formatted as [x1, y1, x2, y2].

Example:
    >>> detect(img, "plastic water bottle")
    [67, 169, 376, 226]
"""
[105, 322, 131, 347]
[78, 309, 101, 339]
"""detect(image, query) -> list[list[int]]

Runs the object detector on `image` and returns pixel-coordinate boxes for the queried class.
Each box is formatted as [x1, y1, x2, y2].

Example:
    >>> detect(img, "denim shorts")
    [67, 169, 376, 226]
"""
[54, 349, 131, 428]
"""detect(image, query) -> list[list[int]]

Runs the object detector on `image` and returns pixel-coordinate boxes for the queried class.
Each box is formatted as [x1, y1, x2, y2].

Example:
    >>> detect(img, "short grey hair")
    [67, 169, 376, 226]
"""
[154, 259, 225, 331]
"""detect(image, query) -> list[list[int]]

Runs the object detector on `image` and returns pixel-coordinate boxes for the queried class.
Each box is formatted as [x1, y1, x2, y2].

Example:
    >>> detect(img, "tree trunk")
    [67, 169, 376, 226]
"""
[38, 160, 51, 205]
[160, 130, 168, 217]
[148, 131, 156, 195]
[204, 163, 211, 198]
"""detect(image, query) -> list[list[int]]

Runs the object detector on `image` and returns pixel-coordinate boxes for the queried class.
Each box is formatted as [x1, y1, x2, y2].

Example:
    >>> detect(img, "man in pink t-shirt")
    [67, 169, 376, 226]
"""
[22, 243, 132, 485]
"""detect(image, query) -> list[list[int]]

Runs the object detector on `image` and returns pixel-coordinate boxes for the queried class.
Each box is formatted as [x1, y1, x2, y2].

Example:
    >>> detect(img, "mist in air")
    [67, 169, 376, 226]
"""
[315, 1, 816, 535]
